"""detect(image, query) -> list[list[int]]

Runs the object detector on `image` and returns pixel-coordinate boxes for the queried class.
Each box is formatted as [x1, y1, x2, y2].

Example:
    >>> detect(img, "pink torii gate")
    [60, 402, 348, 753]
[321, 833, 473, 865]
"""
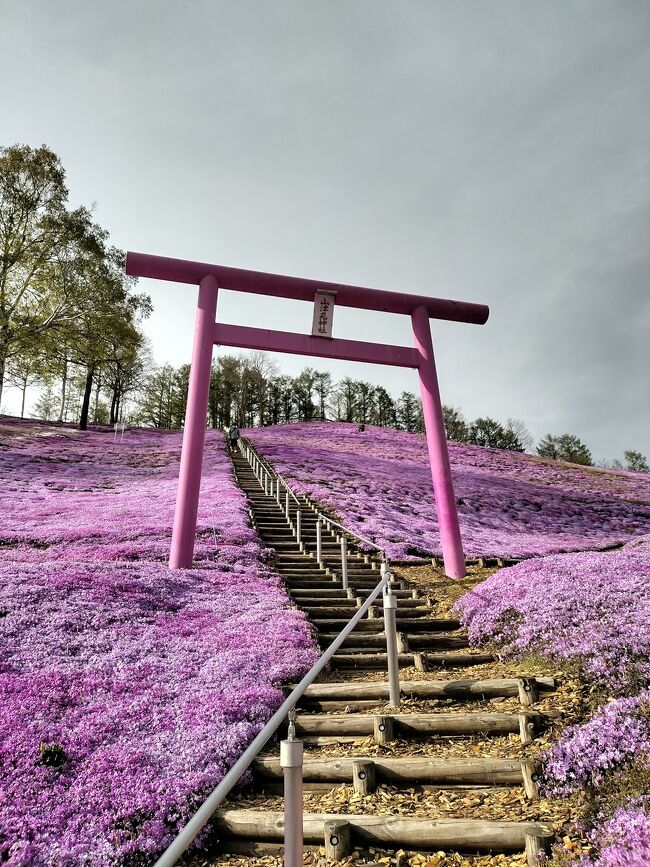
[126, 252, 489, 579]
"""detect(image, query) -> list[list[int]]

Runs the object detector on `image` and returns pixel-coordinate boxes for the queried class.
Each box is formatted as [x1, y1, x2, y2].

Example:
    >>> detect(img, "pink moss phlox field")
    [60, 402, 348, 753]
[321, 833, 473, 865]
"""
[455, 545, 650, 864]
[578, 803, 650, 867]
[247, 423, 650, 559]
[455, 550, 650, 693]
[542, 693, 650, 797]
[0, 419, 319, 865]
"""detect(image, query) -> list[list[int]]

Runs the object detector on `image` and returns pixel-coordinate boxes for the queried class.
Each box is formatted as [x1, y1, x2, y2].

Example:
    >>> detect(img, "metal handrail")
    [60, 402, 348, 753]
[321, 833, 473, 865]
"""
[240, 436, 301, 506]
[153, 573, 390, 867]
[316, 511, 385, 557]
[242, 436, 386, 558]
[276, 470, 301, 506]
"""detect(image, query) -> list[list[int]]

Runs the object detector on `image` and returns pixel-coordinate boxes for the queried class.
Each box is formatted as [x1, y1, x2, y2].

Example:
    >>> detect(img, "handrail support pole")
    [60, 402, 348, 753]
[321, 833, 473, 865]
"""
[383, 588, 401, 707]
[280, 731, 303, 867]
[316, 517, 322, 565]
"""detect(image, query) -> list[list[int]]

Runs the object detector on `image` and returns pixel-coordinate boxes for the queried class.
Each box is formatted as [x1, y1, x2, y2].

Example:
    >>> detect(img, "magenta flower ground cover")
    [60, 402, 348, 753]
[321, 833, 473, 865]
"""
[579, 804, 650, 867]
[0, 419, 318, 866]
[247, 422, 650, 559]
[455, 547, 650, 693]
[543, 693, 650, 797]
[455, 545, 650, 864]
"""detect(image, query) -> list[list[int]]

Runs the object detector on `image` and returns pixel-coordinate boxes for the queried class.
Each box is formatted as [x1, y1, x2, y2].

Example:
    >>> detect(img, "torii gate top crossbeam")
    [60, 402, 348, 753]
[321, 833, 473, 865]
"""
[125, 252, 489, 325]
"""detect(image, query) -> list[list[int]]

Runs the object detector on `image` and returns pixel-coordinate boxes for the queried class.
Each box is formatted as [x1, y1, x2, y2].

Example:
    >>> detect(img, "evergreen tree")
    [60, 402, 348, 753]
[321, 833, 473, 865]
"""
[624, 449, 649, 473]
[537, 433, 592, 465]
[373, 386, 396, 427]
[397, 392, 423, 432]
[313, 371, 332, 420]
[442, 405, 469, 442]
[468, 417, 524, 451]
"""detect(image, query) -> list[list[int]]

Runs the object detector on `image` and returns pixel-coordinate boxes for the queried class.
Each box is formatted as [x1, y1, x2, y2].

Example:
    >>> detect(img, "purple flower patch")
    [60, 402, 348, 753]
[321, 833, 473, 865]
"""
[0, 421, 319, 864]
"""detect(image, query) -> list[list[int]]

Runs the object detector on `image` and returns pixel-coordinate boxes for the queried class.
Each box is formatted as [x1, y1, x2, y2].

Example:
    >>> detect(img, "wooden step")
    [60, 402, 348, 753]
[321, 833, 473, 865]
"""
[286, 579, 387, 590]
[292, 588, 417, 599]
[292, 711, 541, 739]
[214, 810, 553, 855]
[319, 632, 469, 649]
[293, 596, 423, 607]
[330, 651, 496, 669]
[289, 677, 555, 702]
[313, 617, 459, 632]
[253, 755, 533, 787]
[306, 606, 433, 619]
[356, 587, 420, 598]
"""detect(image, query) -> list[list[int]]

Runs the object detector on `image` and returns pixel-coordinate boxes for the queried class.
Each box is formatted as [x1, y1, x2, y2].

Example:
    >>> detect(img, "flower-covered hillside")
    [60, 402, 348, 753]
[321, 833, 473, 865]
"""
[0, 419, 318, 866]
[248, 422, 650, 559]
[455, 545, 650, 694]
[455, 540, 650, 866]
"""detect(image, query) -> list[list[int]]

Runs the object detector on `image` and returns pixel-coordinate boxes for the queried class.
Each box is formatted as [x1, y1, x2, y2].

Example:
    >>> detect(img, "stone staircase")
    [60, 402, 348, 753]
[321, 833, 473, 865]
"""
[206, 448, 558, 865]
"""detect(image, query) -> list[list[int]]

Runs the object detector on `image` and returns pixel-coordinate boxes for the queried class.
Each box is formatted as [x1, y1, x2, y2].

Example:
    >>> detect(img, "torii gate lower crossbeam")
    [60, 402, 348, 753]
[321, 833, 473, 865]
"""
[126, 252, 490, 579]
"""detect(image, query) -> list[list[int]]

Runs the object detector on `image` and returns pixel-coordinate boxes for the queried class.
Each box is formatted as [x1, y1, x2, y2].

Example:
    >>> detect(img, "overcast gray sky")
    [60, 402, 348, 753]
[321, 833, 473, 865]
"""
[1, 0, 648, 460]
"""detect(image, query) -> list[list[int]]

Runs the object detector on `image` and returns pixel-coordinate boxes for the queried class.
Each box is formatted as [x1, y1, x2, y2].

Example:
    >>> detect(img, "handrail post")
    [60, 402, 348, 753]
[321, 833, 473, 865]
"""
[340, 535, 348, 591]
[281, 710, 303, 867]
[264, 470, 269, 496]
[383, 584, 401, 707]
[316, 516, 322, 565]
[296, 510, 302, 545]
[285, 491, 290, 519]
[276, 479, 281, 505]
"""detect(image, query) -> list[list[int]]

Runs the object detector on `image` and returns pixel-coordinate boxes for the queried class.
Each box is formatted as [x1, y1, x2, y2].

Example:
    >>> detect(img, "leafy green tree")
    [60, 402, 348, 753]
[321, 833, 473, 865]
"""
[468, 417, 524, 451]
[4, 344, 47, 417]
[68, 243, 150, 431]
[555, 433, 592, 465]
[354, 380, 376, 426]
[313, 371, 332, 420]
[334, 378, 357, 422]
[33, 384, 58, 421]
[0, 144, 68, 404]
[210, 355, 242, 428]
[442, 405, 469, 442]
[135, 364, 178, 428]
[537, 433, 592, 465]
[103, 328, 149, 424]
[293, 368, 317, 422]
[265, 373, 294, 426]
[624, 449, 649, 473]
[397, 391, 423, 432]
[537, 433, 559, 459]
[373, 386, 396, 427]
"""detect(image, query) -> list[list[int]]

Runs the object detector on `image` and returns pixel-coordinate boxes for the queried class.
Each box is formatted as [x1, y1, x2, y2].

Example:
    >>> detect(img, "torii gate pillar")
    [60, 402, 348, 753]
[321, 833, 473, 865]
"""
[412, 305, 465, 578]
[169, 274, 219, 569]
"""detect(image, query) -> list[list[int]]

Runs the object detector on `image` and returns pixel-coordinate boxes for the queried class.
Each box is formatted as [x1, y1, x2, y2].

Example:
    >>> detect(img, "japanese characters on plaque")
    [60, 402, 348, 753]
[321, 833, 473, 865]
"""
[311, 290, 336, 338]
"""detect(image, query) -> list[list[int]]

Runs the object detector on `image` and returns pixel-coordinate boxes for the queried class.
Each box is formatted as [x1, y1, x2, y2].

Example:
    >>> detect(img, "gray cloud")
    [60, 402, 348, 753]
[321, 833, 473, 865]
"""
[1, 0, 648, 458]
